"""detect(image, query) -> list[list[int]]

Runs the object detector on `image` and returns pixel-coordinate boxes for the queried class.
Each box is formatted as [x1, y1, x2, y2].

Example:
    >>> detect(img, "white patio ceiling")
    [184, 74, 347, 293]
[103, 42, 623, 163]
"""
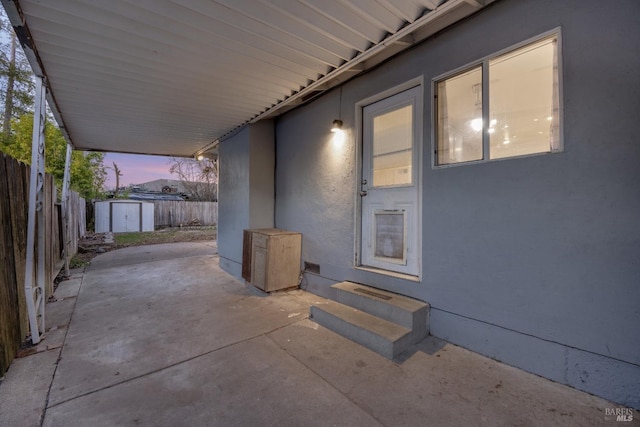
[2, 0, 490, 158]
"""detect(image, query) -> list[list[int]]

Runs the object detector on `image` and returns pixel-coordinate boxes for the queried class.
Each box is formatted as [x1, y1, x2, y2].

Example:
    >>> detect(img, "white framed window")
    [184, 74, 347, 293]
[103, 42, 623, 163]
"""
[434, 31, 561, 166]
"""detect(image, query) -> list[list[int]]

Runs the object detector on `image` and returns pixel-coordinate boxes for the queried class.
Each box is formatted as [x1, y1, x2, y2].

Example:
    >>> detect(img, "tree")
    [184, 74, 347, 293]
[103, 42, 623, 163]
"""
[3, 30, 17, 136]
[0, 15, 34, 141]
[0, 9, 106, 201]
[70, 151, 107, 200]
[0, 113, 107, 200]
[111, 162, 122, 197]
[169, 157, 217, 201]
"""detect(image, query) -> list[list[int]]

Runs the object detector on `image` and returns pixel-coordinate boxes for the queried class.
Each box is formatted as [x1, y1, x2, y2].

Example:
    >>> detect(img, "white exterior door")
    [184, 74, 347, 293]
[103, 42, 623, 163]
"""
[360, 86, 421, 276]
[112, 203, 141, 233]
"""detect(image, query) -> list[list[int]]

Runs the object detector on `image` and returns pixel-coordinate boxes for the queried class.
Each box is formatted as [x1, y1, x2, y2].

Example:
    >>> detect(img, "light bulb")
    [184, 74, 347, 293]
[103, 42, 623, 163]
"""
[470, 118, 482, 132]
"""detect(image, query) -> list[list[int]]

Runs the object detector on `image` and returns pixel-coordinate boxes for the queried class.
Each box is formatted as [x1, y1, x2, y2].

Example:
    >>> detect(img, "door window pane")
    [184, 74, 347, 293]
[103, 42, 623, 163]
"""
[372, 105, 412, 186]
[489, 36, 558, 159]
[436, 67, 483, 165]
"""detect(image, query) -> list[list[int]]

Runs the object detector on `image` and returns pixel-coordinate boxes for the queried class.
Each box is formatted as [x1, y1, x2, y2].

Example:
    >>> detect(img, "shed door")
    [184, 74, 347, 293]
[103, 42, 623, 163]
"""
[360, 86, 421, 276]
[112, 203, 141, 232]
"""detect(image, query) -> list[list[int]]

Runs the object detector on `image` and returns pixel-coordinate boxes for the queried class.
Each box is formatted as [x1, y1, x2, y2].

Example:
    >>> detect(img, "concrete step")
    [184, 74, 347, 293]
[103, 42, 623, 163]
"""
[310, 302, 414, 359]
[332, 281, 429, 338]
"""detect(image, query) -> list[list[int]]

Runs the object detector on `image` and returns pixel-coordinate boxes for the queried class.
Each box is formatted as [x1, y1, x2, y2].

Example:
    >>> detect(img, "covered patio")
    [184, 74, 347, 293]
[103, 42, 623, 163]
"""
[0, 241, 617, 426]
[0, 0, 493, 350]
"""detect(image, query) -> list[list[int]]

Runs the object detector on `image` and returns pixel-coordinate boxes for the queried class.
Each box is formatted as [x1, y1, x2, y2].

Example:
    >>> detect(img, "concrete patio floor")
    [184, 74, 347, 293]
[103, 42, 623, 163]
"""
[0, 241, 636, 426]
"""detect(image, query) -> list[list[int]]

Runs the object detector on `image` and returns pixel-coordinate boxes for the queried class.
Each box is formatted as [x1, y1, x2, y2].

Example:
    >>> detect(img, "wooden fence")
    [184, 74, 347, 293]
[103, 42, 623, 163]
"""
[153, 200, 217, 228]
[0, 152, 84, 375]
[66, 191, 86, 255]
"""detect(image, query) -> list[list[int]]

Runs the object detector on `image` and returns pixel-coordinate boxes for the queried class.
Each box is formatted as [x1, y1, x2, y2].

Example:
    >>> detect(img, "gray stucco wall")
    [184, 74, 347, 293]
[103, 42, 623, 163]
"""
[249, 121, 276, 228]
[273, 0, 640, 408]
[218, 122, 275, 277]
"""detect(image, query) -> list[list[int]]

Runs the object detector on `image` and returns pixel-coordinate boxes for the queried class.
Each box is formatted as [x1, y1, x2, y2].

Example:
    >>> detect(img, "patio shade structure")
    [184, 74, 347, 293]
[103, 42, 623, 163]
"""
[1, 0, 491, 158]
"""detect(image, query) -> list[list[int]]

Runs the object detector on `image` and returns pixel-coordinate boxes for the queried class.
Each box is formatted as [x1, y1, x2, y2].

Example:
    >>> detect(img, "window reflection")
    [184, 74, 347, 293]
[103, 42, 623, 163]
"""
[435, 35, 559, 166]
[372, 105, 413, 186]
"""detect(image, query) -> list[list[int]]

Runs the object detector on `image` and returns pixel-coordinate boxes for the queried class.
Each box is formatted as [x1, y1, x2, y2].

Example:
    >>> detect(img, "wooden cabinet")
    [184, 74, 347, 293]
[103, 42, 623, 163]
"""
[242, 229, 302, 292]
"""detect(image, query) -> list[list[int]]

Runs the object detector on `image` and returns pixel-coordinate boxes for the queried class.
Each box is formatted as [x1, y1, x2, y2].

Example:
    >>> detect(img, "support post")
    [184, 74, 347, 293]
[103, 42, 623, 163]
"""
[24, 76, 47, 344]
[61, 143, 72, 277]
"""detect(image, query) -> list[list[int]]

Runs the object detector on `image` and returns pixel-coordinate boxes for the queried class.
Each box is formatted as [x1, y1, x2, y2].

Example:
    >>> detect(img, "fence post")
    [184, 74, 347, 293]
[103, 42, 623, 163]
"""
[24, 76, 47, 344]
[61, 144, 72, 276]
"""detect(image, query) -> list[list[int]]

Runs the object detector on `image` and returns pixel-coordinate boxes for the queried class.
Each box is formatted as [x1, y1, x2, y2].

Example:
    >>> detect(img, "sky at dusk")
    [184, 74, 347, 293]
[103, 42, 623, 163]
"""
[102, 152, 176, 190]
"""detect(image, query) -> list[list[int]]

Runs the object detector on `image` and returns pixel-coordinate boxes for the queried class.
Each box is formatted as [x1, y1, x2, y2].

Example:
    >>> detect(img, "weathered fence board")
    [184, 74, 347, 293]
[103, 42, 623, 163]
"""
[73, 193, 86, 239]
[153, 200, 217, 228]
[7, 158, 29, 341]
[0, 152, 85, 375]
[0, 154, 21, 375]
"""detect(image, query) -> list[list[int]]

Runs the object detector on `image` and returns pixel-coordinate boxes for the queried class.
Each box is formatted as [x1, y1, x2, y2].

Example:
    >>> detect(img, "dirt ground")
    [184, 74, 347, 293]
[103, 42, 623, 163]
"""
[70, 226, 217, 269]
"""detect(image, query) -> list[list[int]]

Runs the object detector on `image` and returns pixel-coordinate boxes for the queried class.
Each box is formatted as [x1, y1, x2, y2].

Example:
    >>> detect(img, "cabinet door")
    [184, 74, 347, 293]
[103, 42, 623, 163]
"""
[267, 235, 300, 290]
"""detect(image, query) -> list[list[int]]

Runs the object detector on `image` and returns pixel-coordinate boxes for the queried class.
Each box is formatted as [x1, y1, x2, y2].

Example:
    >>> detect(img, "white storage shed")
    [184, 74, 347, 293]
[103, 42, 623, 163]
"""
[95, 200, 154, 233]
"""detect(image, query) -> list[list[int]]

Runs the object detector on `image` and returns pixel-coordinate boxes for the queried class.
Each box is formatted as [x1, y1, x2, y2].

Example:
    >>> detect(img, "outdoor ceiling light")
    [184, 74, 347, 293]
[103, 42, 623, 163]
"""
[331, 119, 343, 132]
[196, 154, 205, 161]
